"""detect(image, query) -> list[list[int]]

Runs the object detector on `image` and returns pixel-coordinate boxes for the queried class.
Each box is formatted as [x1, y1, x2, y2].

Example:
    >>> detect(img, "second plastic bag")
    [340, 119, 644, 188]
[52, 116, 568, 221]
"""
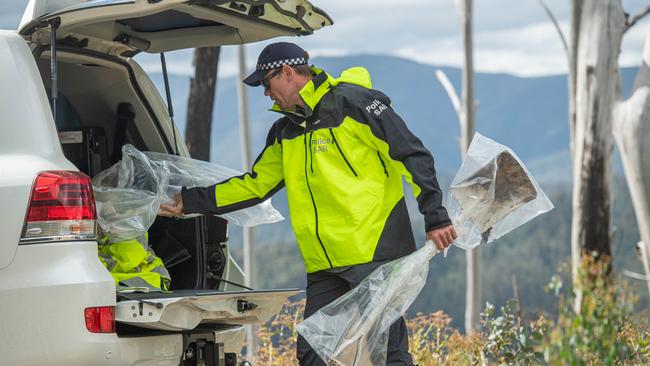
[297, 242, 439, 366]
[296, 133, 554, 365]
[93, 145, 284, 243]
[144, 151, 284, 227]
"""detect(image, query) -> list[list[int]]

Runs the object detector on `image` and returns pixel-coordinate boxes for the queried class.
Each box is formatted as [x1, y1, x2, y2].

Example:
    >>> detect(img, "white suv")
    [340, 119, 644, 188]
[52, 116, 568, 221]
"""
[0, 1, 331, 365]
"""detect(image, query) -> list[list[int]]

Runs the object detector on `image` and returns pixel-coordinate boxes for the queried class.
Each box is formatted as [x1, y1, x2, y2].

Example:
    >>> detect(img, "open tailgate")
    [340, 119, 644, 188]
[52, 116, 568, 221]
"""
[19, 0, 333, 55]
[116, 289, 300, 331]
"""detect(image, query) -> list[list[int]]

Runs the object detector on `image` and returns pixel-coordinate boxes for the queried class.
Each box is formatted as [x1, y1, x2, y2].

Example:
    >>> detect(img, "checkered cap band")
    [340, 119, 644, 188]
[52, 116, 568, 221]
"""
[256, 57, 307, 71]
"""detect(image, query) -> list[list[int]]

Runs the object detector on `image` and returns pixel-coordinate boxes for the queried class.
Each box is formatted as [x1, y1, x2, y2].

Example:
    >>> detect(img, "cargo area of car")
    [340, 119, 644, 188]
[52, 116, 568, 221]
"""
[29, 45, 302, 366]
[34, 47, 230, 295]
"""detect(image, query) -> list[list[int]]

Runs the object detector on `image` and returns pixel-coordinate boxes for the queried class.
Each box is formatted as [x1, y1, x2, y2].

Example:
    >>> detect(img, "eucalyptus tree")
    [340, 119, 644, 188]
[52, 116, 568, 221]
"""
[541, 0, 650, 302]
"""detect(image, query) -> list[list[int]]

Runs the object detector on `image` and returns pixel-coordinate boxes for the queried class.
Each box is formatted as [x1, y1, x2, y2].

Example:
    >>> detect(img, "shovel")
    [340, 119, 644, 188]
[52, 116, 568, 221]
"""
[450, 150, 537, 245]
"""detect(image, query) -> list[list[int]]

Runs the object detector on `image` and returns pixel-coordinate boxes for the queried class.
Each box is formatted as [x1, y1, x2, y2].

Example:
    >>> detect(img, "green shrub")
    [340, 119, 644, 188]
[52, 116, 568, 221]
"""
[543, 255, 650, 365]
[481, 299, 547, 365]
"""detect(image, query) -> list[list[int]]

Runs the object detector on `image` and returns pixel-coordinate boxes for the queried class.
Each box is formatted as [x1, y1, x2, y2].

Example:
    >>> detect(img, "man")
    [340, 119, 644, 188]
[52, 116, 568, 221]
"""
[159, 42, 457, 365]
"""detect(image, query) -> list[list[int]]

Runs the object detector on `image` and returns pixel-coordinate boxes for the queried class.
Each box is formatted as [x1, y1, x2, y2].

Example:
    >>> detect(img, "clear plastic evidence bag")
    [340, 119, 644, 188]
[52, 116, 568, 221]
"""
[92, 144, 283, 243]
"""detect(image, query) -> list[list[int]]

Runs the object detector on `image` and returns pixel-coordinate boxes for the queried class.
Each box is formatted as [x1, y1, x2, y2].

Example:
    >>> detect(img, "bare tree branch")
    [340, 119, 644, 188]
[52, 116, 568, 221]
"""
[538, 0, 576, 161]
[537, 0, 569, 57]
[622, 269, 649, 281]
[435, 69, 462, 118]
[638, 241, 650, 295]
[627, 5, 650, 31]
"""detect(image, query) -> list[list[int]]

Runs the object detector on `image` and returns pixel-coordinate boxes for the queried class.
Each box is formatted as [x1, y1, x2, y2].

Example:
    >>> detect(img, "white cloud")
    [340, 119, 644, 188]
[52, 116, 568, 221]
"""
[137, 46, 256, 79]
[392, 21, 570, 76]
[308, 48, 350, 58]
[471, 21, 570, 76]
[477, 21, 569, 50]
[387, 16, 650, 77]
[6, 0, 647, 78]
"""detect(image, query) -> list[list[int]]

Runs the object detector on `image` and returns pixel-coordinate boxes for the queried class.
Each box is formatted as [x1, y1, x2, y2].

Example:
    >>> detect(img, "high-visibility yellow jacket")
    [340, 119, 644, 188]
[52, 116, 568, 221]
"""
[98, 235, 170, 291]
[182, 66, 450, 273]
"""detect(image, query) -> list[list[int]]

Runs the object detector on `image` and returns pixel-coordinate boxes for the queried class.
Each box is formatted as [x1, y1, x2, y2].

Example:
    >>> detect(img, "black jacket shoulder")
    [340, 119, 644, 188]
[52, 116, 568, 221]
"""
[325, 83, 392, 117]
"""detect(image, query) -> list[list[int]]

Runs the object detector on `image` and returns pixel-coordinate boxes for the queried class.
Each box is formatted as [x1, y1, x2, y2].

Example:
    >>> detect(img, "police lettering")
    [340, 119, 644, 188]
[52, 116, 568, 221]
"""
[311, 137, 331, 153]
[365, 99, 388, 116]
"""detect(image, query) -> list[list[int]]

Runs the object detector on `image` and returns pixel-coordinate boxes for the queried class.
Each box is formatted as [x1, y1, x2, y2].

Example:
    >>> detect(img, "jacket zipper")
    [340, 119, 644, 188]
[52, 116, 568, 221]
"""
[309, 130, 315, 173]
[303, 132, 333, 268]
[377, 151, 389, 177]
[329, 128, 358, 177]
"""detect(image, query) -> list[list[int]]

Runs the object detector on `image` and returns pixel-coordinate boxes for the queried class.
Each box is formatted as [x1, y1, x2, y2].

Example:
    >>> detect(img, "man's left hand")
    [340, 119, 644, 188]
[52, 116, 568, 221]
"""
[427, 224, 457, 251]
[159, 192, 184, 217]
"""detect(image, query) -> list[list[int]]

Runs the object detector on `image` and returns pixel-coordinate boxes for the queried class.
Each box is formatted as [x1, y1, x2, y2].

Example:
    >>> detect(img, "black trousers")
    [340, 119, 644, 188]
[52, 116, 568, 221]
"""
[296, 260, 415, 366]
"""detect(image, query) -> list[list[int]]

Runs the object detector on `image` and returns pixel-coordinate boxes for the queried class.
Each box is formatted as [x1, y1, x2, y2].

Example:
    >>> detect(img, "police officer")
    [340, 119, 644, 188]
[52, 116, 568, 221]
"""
[159, 42, 457, 365]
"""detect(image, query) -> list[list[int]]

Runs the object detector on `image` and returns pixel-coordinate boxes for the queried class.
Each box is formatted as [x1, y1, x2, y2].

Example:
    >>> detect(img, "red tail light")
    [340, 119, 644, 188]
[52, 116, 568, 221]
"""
[21, 171, 97, 243]
[84, 306, 115, 333]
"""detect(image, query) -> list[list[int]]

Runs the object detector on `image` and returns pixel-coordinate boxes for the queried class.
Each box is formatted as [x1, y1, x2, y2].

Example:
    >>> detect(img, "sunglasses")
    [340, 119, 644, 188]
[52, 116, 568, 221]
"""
[261, 68, 283, 90]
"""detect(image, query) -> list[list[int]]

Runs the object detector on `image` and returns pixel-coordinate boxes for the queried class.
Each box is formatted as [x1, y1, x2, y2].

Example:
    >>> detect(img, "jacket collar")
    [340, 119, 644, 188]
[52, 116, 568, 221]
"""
[269, 67, 332, 121]
[268, 66, 374, 125]
[298, 67, 331, 113]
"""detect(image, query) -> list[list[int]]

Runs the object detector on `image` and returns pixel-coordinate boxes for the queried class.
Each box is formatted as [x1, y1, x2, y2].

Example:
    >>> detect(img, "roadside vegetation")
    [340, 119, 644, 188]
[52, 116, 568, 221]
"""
[244, 255, 650, 365]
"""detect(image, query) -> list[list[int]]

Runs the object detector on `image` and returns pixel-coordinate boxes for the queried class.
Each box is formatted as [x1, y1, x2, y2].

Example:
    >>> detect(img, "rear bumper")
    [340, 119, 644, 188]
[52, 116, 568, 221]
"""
[0, 241, 244, 365]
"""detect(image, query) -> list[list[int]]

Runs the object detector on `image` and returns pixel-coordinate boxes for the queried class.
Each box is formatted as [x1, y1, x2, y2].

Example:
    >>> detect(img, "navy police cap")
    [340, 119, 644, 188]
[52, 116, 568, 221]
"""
[243, 42, 308, 87]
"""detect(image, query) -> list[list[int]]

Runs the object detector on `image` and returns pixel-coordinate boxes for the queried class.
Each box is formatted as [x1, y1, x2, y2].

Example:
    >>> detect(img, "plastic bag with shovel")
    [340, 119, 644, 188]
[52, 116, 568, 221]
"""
[296, 133, 554, 366]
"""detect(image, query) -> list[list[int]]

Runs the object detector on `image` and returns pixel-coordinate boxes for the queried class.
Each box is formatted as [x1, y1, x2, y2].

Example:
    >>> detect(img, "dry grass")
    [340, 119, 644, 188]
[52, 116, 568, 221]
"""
[246, 299, 304, 366]
[243, 301, 488, 366]
[243, 257, 650, 365]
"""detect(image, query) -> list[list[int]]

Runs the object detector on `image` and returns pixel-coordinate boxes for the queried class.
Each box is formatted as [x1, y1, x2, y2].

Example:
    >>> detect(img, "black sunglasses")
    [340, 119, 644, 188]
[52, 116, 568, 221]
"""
[261, 68, 283, 90]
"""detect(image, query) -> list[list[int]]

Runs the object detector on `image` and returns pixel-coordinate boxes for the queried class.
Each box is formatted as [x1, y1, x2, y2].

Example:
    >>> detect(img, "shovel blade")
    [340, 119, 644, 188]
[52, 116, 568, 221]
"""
[450, 151, 537, 235]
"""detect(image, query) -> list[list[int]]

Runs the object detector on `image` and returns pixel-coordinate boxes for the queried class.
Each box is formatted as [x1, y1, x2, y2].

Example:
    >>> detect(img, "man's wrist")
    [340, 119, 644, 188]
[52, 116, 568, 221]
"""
[425, 219, 452, 232]
[424, 207, 452, 232]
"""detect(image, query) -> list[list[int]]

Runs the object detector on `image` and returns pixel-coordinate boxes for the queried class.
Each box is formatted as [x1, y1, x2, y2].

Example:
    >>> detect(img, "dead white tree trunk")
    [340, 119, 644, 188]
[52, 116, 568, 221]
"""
[436, 0, 479, 333]
[569, 1, 626, 303]
[539, 0, 583, 302]
[571, 0, 626, 259]
[236, 44, 257, 361]
[613, 29, 650, 295]
[541, 0, 650, 305]
[459, 0, 480, 334]
[569, 1, 582, 157]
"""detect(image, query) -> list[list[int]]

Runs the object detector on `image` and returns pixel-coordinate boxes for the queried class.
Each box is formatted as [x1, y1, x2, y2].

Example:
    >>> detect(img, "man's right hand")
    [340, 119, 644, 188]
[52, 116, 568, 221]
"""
[159, 192, 184, 217]
[426, 224, 457, 251]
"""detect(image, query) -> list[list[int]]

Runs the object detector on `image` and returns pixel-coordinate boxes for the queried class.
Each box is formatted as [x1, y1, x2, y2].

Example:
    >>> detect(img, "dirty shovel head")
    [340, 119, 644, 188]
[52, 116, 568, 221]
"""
[449, 150, 537, 236]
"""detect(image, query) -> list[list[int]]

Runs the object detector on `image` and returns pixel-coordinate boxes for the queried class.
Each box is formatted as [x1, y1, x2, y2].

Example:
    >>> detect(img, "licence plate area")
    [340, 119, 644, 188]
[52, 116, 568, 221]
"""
[116, 289, 301, 331]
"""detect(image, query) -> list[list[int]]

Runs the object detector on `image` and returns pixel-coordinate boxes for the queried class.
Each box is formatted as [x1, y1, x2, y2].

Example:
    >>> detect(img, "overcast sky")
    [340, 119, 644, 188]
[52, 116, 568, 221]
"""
[3, 0, 650, 77]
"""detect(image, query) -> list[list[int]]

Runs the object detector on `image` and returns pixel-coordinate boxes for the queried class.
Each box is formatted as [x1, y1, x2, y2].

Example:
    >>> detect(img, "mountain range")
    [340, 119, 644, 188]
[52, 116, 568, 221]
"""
[147, 54, 638, 247]
[148, 55, 646, 323]
[150, 54, 637, 185]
